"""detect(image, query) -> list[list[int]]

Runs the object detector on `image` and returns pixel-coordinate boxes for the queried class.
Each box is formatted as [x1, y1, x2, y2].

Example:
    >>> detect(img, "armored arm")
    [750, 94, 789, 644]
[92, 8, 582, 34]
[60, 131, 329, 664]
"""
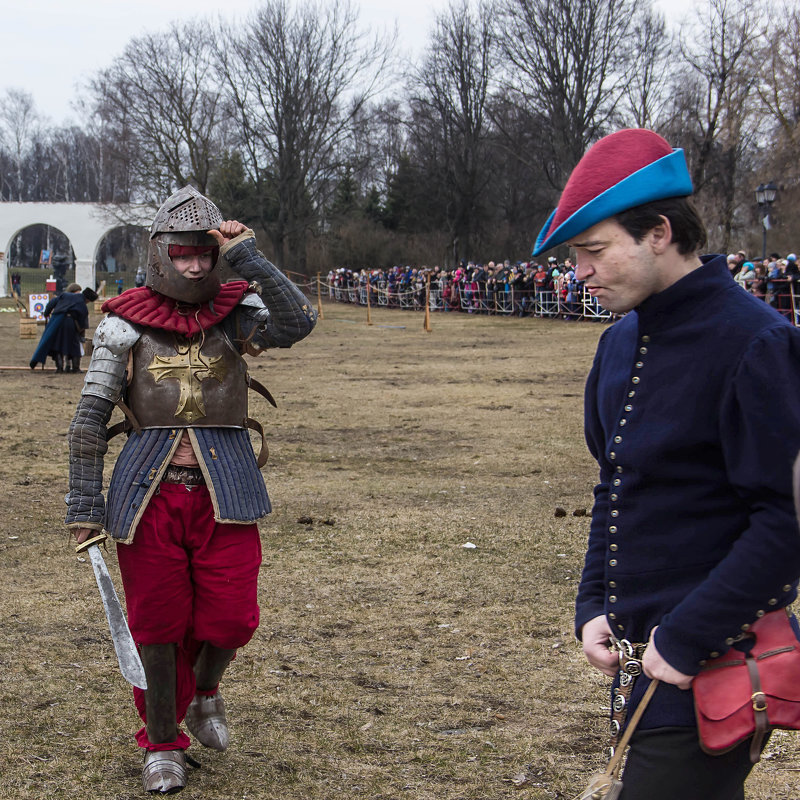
[65, 315, 140, 529]
[221, 231, 316, 349]
[66, 394, 114, 530]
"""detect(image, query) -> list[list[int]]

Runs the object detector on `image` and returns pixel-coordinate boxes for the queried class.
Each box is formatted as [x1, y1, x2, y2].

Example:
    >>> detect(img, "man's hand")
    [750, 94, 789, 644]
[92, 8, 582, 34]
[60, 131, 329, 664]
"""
[73, 527, 94, 545]
[642, 626, 694, 689]
[581, 614, 618, 677]
[208, 220, 248, 247]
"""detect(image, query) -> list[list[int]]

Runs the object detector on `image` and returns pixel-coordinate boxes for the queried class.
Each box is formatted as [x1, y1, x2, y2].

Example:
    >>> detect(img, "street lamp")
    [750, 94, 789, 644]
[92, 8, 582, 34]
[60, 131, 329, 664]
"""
[755, 182, 778, 260]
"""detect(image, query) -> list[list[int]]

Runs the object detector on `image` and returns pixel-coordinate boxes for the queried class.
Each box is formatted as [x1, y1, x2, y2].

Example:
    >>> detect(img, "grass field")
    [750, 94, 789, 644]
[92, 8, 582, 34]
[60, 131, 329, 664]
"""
[0, 298, 798, 799]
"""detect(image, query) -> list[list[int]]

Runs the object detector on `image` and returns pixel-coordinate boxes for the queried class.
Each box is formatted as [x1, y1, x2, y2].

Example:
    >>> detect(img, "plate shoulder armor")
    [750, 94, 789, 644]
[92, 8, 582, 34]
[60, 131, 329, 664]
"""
[93, 314, 141, 354]
[82, 315, 142, 402]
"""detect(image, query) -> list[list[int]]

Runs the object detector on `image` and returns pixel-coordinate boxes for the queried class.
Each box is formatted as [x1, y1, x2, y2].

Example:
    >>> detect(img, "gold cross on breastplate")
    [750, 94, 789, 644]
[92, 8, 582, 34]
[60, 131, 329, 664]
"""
[147, 339, 228, 423]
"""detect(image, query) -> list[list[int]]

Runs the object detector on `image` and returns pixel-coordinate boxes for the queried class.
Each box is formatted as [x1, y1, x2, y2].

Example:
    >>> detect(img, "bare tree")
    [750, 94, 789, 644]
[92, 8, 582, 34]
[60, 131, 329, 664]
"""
[42, 126, 116, 202]
[75, 91, 137, 203]
[408, 0, 496, 263]
[87, 22, 226, 201]
[214, 0, 394, 270]
[665, 0, 764, 250]
[757, 2, 800, 179]
[0, 88, 39, 200]
[497, 0, 641, 188]
[621, 5, 672, 129]
[486, 90, 556, 254]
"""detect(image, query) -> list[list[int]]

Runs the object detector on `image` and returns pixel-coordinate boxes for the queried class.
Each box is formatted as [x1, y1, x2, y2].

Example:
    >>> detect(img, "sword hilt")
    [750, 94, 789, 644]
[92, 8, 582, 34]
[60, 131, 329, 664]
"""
[76, 532, 108, 553]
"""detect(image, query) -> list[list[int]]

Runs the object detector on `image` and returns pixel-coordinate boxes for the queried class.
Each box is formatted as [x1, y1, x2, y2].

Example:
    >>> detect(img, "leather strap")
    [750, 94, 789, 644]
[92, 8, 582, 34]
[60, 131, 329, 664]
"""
[247, 374, 277, 408]
[106, 419, 131, 441]
[606, 679, 660, 779]
[162, 465, 205, 485]
[106, 398, 142, 440]
[245, 417, 269, 467]
[570, 680, 659, 800]
[244, 374, 274, 467]
[745, 655, 769, 763]
[609, 641, 647, 750]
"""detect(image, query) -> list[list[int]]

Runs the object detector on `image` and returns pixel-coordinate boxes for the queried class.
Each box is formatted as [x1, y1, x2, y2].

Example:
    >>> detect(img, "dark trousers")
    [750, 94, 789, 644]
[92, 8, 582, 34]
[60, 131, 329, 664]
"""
[619, 727, 762, 800]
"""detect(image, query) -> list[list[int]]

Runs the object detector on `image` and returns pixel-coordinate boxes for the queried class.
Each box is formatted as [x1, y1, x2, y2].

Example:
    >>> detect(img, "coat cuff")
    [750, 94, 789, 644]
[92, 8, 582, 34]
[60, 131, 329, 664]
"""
[575, 603, 606, 641]
[652, 624, 703, 676]
[220, 230, 256, 255]
[66, 521, 104, 532]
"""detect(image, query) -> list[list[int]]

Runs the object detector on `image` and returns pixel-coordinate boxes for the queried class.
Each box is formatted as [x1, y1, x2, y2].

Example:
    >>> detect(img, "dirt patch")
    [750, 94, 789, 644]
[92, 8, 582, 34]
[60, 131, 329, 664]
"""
[0, 301, 796, 799]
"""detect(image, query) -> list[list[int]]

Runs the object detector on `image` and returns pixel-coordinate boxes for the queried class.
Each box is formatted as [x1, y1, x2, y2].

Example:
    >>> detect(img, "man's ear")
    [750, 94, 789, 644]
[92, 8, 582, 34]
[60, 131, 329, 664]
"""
[648, 215, 673, 254]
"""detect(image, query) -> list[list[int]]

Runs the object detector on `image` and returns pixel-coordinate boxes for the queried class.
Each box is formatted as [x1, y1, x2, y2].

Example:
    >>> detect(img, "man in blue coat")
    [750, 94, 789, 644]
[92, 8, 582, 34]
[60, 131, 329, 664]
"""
[31, 283, 90, 372]
[533, 129, 800, 799]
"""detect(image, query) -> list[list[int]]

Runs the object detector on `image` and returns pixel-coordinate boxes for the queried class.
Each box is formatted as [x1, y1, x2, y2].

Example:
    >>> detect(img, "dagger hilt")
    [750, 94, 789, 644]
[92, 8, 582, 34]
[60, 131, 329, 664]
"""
[76, 532, 108, 553]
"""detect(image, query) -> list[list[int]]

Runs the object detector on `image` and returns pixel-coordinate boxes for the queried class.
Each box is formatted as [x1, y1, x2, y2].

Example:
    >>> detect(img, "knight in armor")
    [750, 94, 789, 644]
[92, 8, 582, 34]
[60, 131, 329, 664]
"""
[65, 186, 316, 794]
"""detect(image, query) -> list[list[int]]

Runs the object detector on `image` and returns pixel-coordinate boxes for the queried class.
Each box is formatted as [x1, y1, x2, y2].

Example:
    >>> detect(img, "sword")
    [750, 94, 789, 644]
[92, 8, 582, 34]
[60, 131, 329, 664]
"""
[76, 533, 148, 689]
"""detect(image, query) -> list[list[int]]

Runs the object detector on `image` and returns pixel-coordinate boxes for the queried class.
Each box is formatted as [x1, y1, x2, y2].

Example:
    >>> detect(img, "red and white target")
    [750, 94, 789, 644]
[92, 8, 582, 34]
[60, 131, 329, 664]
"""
[29, 294, 49, 320]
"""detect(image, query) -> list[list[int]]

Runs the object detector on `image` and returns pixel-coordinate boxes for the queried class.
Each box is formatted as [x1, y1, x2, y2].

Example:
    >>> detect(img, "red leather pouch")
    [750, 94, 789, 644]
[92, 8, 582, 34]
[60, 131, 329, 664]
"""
[693, 608, 800, 763]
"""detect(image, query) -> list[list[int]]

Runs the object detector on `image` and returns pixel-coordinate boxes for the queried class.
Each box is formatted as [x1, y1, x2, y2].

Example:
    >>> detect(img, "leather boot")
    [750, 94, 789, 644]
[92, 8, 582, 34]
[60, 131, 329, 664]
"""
[70, 356, 82, 373]
[54, 354, 64, 373]
[184, 644, 236, 751]
[139, 644, 186, 794]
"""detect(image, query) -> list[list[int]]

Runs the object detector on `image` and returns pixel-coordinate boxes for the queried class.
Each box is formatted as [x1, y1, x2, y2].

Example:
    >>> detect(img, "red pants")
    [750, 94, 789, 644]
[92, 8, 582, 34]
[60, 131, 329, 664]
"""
[117, 482, 262, 750]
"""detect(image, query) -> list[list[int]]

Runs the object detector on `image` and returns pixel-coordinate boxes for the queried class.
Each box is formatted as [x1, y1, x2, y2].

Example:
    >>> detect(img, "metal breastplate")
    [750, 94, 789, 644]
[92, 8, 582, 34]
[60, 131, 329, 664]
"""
[127, 326, 248, 428]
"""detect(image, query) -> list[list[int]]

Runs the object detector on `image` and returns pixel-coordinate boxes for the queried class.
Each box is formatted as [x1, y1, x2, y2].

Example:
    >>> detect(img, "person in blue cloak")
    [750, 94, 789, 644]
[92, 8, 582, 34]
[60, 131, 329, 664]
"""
[30, 283, 96, 373]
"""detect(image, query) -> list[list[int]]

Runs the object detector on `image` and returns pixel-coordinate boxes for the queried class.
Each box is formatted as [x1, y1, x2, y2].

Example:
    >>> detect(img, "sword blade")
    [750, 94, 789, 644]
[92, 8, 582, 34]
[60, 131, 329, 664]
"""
[87, 544, 148, 689]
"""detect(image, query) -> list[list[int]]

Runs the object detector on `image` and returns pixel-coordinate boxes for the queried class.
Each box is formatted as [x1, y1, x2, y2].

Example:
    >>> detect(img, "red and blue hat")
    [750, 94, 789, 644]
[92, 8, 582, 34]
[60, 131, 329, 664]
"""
[533, 129, 693, 256]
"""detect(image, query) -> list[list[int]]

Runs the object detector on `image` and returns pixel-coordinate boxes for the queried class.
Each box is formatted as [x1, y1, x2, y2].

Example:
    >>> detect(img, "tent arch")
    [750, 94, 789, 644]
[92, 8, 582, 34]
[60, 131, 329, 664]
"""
[0, 202, 155, 297]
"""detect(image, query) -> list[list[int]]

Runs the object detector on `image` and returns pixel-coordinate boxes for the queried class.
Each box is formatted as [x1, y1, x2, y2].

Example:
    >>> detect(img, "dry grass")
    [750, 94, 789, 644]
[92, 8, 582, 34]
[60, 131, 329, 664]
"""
[0, 300, 797, 799]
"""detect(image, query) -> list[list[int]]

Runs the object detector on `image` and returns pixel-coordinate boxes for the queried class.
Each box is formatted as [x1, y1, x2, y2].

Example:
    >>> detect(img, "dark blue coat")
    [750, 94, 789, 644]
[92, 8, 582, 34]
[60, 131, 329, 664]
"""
[30, 292, 88, 366]
[578, 254, 800, 728]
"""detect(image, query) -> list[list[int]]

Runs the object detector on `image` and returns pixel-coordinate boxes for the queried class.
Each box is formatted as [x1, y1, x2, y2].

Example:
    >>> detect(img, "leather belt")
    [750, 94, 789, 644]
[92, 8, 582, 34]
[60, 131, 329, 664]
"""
[609, 638, 647, 753]
[162, 465, 205, 486]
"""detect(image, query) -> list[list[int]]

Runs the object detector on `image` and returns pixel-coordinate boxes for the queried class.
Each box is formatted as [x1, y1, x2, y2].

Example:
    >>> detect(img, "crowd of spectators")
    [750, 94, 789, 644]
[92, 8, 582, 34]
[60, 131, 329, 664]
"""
[326, 257, 602, 320]
[727, 250, 800, 316]
[324, 250, 800, 323]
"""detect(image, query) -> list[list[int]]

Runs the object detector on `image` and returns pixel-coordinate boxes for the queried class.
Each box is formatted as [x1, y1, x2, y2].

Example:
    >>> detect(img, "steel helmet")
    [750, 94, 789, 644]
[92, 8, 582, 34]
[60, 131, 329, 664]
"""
[147, 185, 224, 303]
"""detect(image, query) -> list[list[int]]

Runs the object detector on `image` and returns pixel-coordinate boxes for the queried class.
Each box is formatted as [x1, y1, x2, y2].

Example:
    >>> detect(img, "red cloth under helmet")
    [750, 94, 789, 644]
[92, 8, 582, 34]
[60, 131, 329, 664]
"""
[168, 243, 220, 260]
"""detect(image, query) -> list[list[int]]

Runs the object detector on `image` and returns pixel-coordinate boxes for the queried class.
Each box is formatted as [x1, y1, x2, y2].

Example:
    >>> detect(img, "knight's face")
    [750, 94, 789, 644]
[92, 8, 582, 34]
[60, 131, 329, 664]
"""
[172, 252, 214, 281]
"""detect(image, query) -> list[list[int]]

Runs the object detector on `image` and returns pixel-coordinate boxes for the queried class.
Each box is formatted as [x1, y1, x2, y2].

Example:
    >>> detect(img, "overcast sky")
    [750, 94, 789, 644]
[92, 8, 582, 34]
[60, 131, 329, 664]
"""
[4, 0, 695, 127]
